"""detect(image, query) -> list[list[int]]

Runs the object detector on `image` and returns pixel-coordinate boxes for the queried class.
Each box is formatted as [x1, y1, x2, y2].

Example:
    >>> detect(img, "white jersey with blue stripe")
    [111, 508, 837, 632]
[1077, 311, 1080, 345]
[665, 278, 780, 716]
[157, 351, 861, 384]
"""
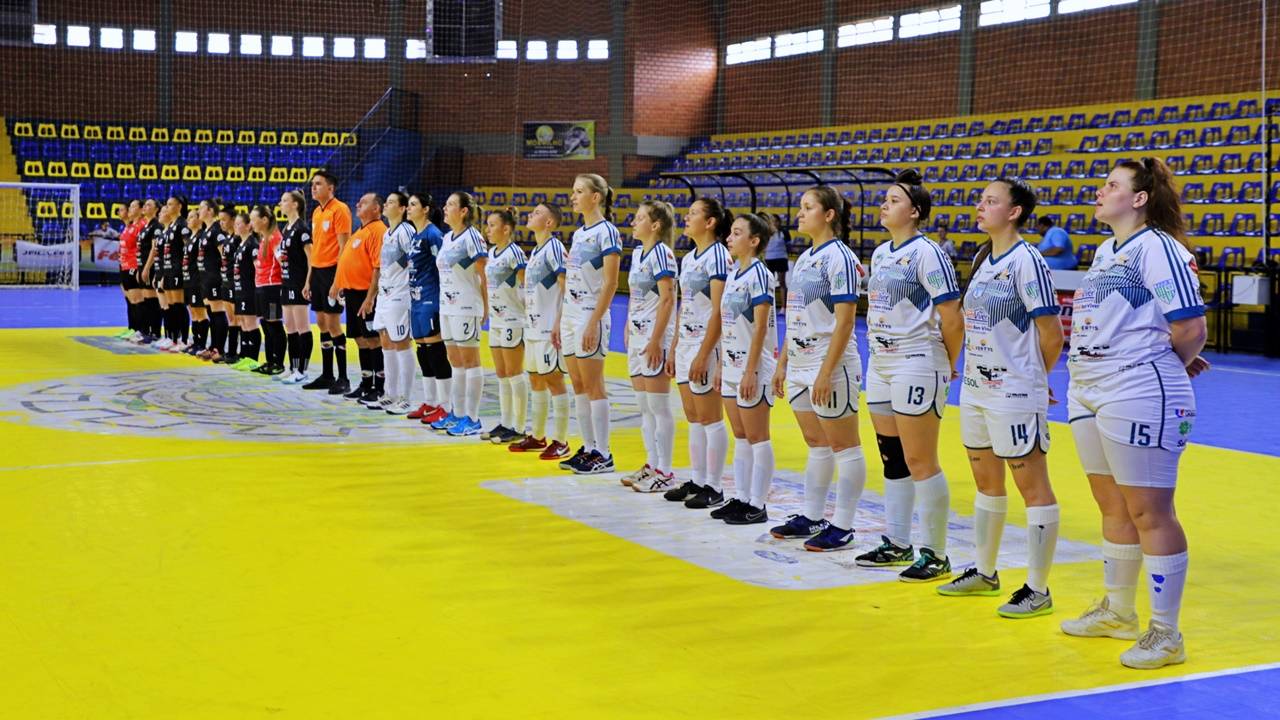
[784, 238, 863, 383]
[720, 258, 777, 384]
[524, 236, 567, 342]
[1068, 226, 1204, 386]
[628, 242, 677, 331]
[867, 234, 960, 372]
[566, 219, 622, 316]
[437, 226, 487, 317]
[378, 221, 415, 300]
[486, 242, 527, 329]
[961, 240, 1060, 412]
[677, 242, 731, 344]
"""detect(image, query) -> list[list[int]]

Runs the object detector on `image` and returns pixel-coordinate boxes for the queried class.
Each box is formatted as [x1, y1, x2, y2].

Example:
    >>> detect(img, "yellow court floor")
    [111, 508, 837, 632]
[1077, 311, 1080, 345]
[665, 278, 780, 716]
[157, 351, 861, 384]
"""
[1, 328, 1277, 719]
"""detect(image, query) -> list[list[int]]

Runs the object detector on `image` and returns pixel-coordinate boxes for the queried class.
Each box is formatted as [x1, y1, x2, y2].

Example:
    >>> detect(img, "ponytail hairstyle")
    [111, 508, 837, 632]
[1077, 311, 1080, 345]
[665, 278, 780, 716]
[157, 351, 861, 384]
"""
[576, 173, 614, 222]
[452, 191, 480, 226]
[250, 204, 277, 231]
[695, 196, 733, 242]
[200, 197, 222, 216]
[536, 201, 563, 230]
[993, 176, 1037, 227]
[1115, 157, 1188, 247]
[168, 194, 189, 225]
[386, 189, 410, 220]
[892, 168, 932, 226]
[489, 206, 519, 231]
[235, 210, 253, 231]
[736, 212, 773, 257]
[638, 199, 676, 247]
[805, 185, 852, 240]
[217, 198, 234, 223]
[408, 190, 444, 227]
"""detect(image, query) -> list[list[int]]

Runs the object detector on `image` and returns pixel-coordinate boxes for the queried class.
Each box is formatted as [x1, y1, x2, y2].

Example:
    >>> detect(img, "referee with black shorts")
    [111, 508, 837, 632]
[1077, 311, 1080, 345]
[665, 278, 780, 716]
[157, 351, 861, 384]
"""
[303, 171, 353, 394]
[331, 192, 387, 403]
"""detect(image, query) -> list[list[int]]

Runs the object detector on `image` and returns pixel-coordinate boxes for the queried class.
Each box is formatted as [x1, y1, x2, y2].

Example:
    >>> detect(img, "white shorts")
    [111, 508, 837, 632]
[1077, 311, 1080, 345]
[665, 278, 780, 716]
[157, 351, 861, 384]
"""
[369, 295, 411, 342]
[722, 372, 774, 409]
[627, 322, 674, 378]
[866, 362, 950, 418]
[961, 404, 1050, 459]
[561, 313, 609, 359]
[675, 340, 718, 395]
[524, 338, 565, 375]
[787, 362, 860, 419]
[489, 324, 524, 349]
[1067, 355, 1194, 488]
[441, 313, 481, 347]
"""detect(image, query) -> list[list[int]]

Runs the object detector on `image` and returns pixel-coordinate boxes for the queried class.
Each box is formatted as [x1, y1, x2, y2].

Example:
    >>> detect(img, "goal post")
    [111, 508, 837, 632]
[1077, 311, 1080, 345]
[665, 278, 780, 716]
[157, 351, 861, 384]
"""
[0, 181, 81, 290]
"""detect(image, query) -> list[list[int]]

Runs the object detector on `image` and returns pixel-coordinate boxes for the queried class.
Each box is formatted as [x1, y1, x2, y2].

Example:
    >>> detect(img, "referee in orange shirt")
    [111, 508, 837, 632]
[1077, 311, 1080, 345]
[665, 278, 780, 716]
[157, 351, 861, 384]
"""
[303, 171, 354, 394]
[331, 192, 387, 405]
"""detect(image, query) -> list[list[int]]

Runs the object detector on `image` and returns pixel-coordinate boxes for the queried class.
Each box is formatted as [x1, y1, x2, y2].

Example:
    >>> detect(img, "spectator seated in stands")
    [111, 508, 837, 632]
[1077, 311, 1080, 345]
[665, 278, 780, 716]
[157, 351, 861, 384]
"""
[1032, 216, 1077, 269]
[936, 219, 958, 260]
[87, 220, 120, 242]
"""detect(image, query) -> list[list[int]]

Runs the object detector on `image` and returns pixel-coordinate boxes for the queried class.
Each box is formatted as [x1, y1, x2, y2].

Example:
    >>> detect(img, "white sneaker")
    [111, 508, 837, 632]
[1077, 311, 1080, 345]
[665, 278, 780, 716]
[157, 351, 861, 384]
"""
[386, 399, 412, 415]
[633, 469, 678, 493]
[1120, 621, 1186, 669]
[622, 464, 653, 488]
[127, 331, 144, 343]
[154, 338, 174, 350]
[270, 369, 288, 381]
[291, 371, 308, 386]
[1060, 597, 1140, 640]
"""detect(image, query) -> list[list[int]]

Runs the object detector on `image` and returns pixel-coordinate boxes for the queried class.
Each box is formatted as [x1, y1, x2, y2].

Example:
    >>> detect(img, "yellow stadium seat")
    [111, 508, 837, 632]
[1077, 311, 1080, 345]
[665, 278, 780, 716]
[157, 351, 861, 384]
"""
[226, 166, 245, 182]
[160, 165, 178, 181]
[128, 127, 147, 142]
[275, 208, 287, 222]
[260, 131, 278, 145]
[106, 126, 124, 141]
[216, 129, 234, 144]
[205, 166, 224, 181]
[268, 167, 288, 183]
[341, 132, 356, 146]
[320, 132, 338, 146]
[70, 162, 90, 178]
[60, 124, 80, 139]
[182, 166, 201, 181]
[82, 125, 102, 140]
[93, 163, 113, 179]
[151, 128, 170, 142]
[46, 161, 67, 177]
[248, 167, 266, 182]
[195, 129, 213, 144]
[173, 128, 191, 143]
[13, 122, 33, 137]
[138, 164, 158, 180]
[37, 123, 56, 138]
[233, 204, 249, 215]
[86, 202, 106, 220]
[36, 201, 56, 218]
[23, 160, 44, 176]
[237, 130, 255, 145]
[301, 131, 320, 146]
[288, 167, 309, 183]
[116, 164, 136, 179]
[60, 201, 75, 219]
[281, 131, 299, 145]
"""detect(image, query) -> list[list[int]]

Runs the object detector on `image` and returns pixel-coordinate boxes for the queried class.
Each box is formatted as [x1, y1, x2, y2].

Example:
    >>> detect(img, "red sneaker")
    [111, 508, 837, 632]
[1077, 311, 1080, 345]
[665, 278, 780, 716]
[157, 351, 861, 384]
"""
[407, 403, 434, 420]
[539, 440, 571, 460]
[420, 405, 448, 425]
[509, 436, 548, 453]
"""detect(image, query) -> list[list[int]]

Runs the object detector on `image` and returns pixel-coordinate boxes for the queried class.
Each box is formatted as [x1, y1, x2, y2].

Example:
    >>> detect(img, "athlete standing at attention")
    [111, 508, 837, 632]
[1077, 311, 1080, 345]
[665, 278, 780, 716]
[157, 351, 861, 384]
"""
[482, 207, 530, 444]
[405, 192, 454, 426]
[277, 190, 314, 384]
[434, 192, 488, 437]
[369, 190, 416, 414]
[303, 171, 353, 394]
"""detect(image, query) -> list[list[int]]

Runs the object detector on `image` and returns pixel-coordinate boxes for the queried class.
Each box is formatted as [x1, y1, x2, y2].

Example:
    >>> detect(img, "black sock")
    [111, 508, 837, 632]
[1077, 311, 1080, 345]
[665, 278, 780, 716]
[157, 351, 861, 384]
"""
[416, 344, 432, 376]
[333, 334, 347, 381]
[126, 302, 137, 332]
[265, 322, 285, 366]
[227, 326, 241, 357]
[299, 330, 313, 372]
[320, 332, 334, 377]
[151, 300, 165, 337]
[192, 319, 207, 349]
[245, 328, 261, 361]
[210, 312, 227, 353]
[427, 340, 452, 380]
[374, 350, 385, 394]
[287, 333, 299, 371]
[173, 304, 188, 342]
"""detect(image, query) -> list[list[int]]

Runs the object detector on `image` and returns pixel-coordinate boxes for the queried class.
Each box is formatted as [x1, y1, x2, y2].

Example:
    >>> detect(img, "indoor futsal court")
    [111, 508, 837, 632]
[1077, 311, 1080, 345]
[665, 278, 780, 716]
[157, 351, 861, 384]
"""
[2, 1, 1280, 718]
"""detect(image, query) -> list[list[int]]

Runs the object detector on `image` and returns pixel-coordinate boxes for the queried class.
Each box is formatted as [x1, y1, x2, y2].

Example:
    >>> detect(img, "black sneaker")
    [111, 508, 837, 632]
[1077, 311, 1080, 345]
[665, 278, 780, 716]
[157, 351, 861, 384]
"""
[727, 504, 769, 525]
[663, 480, 699, 502]
[494, 427, 525, 445]
[327, 378, 352, 396]
[898, 547, 952, 583]
[344, 379, 370, 399]
[574, 451, 615, 475]
[559, 446, 589, 471]
[481, 424, 508, 441]
[684, 485, 725, 509]
[710, 498, 745, 520]
[358, 388, 381, 406]
[769, 514, 829, 539]
[302, 375, 334, 390]
[855, 535, 916, 567]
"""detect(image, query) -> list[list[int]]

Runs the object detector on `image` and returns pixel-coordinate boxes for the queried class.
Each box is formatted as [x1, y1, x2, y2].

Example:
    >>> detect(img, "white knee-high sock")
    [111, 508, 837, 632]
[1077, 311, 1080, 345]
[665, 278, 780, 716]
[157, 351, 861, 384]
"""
[803, 446, 835, 521]
[382, 348, 398, 400]
[884, 476, 916, 547]
[552, 392, 570, 442]
[498, 376, 513, 428]
[687, 422, 707, 486]
[1103, 540, 1143, 616]
[421, 377, 437, 406]
[974, 492, 1008, 578]
[591, 399, 611, 457]
[465, 367, 485, 420]
[575, 393, 595, 451]
[916, 471, 951, 555]
[1025, 504, 1059, 593]
[635, 391, 655, 467]
[704, 420, 728, 491]
[531, 388, 550, 439]
[749, 440, 774, 509]
[397, 349, 414, 402]
[831, 446, 867, 531]
[1145, 551, 1188, 630]
[651, 391, 674, 473]
[732, 438, 752, 503]
[450, 373, 466, 419]
[437, 377, 453, 413]
[510, 374, 529, 433]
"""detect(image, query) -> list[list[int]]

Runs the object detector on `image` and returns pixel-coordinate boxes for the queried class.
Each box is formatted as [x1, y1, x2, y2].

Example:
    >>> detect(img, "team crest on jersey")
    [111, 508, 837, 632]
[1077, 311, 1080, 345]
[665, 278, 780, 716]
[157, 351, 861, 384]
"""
[1154, 280, 1176, 303]
[1024, 281, 1040, 298]
[926, 270, 944, 288]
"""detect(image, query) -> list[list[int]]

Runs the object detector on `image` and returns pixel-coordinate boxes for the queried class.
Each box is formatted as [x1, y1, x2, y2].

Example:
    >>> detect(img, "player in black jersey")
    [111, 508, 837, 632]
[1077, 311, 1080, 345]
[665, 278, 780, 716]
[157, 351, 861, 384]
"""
[196, 199, 229, 361]
[230, 211, 262, 370]
[136, 198, 164, 343]
[182, 207, 209, 355]
[152, 195, 191, 351]
[215, 206, 242, 364]
[277, 190, 314, 384]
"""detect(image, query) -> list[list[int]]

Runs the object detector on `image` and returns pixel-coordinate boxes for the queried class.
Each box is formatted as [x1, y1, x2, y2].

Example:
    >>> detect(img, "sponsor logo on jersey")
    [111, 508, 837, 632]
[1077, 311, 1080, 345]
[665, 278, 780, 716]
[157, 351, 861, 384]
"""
[926, 270, 944, 288]
[1154, 279, 1176, 303]
[1175, 408, 1196, 418]
[1024, 281, 1040, 298]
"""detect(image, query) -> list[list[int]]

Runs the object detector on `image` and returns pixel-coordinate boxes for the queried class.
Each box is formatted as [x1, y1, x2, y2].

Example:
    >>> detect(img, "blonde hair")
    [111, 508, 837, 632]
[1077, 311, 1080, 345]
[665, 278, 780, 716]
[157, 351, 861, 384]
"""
[638, 199, 676, 247]
[576, 173, 614, 221]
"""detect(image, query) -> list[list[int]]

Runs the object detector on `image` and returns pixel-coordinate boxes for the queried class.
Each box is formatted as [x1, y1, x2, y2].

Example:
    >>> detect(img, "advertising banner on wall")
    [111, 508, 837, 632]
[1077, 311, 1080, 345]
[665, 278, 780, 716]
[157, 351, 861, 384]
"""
[92, 237, 121, 270]
[15, 240, 76, 270]
[523, 121, 596, 160]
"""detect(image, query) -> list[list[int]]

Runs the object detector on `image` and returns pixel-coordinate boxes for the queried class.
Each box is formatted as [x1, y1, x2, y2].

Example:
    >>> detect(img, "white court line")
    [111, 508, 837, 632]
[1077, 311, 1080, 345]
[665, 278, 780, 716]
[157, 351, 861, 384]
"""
[1208, 365, 1280, 378]
[876, 661, 1280, 719]
[0, 446, 349, 472]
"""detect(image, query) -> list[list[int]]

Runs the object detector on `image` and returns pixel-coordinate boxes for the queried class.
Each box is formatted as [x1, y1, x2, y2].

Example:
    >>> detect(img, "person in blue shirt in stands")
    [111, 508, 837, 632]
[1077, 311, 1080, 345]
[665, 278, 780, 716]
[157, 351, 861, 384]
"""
[1035, 216, 1078, 270]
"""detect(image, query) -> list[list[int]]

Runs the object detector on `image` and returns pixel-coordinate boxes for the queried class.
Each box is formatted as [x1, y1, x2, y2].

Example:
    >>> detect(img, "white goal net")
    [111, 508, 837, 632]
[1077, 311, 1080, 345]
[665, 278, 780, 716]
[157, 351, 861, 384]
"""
[0, 181, 81, 289]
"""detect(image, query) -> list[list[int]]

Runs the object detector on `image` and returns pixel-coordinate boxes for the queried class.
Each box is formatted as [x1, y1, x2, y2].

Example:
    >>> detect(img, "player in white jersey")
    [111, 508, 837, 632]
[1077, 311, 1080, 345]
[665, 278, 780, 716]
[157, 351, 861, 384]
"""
[855, 169, 964, 582]
[1060, 158, 1208, 670]
[713, 214, 778, 525]
[937, 179, 1065, 618]
[559, 174, 623, 475]
[437, 192, 489, 437]
[661, 197, 732, 511]
[482, 208, 530, 445]
[767, 187, 869, 551]
[509, 202, 573, 461]
[623, 200, 679, 493]
[369, 191, 417, 414]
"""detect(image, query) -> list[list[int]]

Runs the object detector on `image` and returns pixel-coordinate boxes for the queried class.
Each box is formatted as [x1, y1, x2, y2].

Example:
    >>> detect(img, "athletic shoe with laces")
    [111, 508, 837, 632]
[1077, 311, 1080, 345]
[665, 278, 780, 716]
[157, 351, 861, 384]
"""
[539, 440, 571, 460]
[726, 504, 769, 525]
[684, 485, 725, 509]
[574, 451, 615, 475]
[345, 381, 370, 399]
[407, 403, 433, 420]
[633, 469, 677, 493]
[326, 378, 351, 396]
[937, 567, 1002, 597]
[1120, 621, 1186, 669]
[420, 405, 449, 425]
[279, 371, 304, 385]
[481, 424, 508, 441]
[622, 464, 654, 487]
[154, 338, 173, 350]
[804, 524, 855, 552]
[1059, 597, 1139, 640]
[362, 394, 389, 409]
[113, 329, 132, 339]
[386, 400, 412, 415]
[898, 548, 952, 583]
[244, 360, 263, 372]
[663, 480, 700, 502]
[430, 411, 461, 433]
[252, 363, 273, 375]
[559, 446, 590, 471]
[855, 535, 916, 567]
[448, 416, 482, 437]
[998, 584, 1054, 619]
[509, 435, 548, 453]
[492, 427, 524, 445]
[302, 375, 334, 390]
[710, 497, 746, 520]
[769, 514, 828, 539]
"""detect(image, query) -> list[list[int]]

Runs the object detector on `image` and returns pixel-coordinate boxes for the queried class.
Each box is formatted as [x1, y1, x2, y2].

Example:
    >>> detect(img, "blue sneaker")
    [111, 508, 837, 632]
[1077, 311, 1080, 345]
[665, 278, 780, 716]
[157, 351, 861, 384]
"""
[448, 416, 482, 437]
[431, 411, 460, 433]
[804, 524, 855, 552]
[769, 515, 829, 540]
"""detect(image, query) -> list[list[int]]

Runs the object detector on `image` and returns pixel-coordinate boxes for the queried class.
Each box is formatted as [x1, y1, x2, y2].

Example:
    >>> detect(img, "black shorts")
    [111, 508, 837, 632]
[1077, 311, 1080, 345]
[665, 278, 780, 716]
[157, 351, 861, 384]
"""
[255, 285, 283, 321]
[184, 280, 204, 307]
[309, 265, 342, 314]
[765, 258, 789, 277]
[160, 272, 183, 292]
[121, 269, 139, 291]
[282, 284, 308, 306]
[235, 287, 257, 316]
[202, 276, 223, 302]
[343, 288, 377, 338]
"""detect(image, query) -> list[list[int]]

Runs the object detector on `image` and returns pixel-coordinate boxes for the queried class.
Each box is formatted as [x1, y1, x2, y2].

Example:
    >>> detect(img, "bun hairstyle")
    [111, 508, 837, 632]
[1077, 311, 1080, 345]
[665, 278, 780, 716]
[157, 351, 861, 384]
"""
[576, 173, 614, 221]
[637, 199, 676, 247]
[892, 168, 932, 225]
[1115, 157, 1188, 247]
[805, 185, 852, 239]
[489, 206, 519, 229]
[695, 196, 733, 242]
[453, 191, 480, 225]
[736, 212, 773, 257]
[994, 176, 1037, 227]
[536, 201, 563, 228]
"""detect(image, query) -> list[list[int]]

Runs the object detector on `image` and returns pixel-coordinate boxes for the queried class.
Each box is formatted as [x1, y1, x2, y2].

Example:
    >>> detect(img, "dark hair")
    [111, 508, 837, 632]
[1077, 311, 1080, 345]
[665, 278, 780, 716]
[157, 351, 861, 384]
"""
[735, 212, 773, 257]
[992, 177, 1037, 228]
[694, 196, 733, 242]
[536, 201, 563, 228]
[167, 194, 189, 222]
[250, 204, 277, 231]
[1115, 157, 1188, 247]
[386, 190, 410, 213]
[235, 210, 252, 227]
[142, 198, 159, 214]
[637, 199, 676, 247]
[199, 197, 222, 215]
[892, 168, 932, 225]
[407, 190, 444, 226]
[1037, 215, 1055, 228]
[804, 185, 852, 239]
[452, 191, 480, 225]
[576, 173, 614, 222]
[218, 202, 235, 219]
[281, 190, 305, 216]
[488, 206, 519, 230]
[312, 170, 339, 187]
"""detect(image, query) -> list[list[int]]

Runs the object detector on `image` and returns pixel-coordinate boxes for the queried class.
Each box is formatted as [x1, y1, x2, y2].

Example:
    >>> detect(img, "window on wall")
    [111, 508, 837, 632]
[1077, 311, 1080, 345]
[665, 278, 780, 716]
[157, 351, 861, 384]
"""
[1058, 0, 1138, 13]
[133, 29, 156, 51]
[302, 36, 325, 58]
[495, 40, 517, 59]
[899, 5, 961, 38]
[207, 32, 230, 54]
[586, 39, 608, 60]
[32, 24, 56, 45]
[65, 25, 90, 47]
[979, 0, 1050, 26]
[725, 37, 771, 65]
[240, 34, 262, 55]
[270, 35, 293, 57]
[333, 37, 356, 58]
[100, 27, 124, 50]
[526, 40, 548, 60]
[837, 17, 894, 47]
[774, 29, 823, 58]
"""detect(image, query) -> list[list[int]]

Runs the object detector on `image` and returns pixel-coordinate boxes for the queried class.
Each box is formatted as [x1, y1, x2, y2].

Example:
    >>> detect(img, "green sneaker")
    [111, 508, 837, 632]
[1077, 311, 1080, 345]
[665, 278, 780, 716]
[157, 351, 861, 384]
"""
[937, 567, 1001, 596]
[244, 360, 262, 372]
[997, 584, 1054, 619]
[898, 547, 952, 583]
[855, 535, 915, 567]
[114, 329, 132, 339]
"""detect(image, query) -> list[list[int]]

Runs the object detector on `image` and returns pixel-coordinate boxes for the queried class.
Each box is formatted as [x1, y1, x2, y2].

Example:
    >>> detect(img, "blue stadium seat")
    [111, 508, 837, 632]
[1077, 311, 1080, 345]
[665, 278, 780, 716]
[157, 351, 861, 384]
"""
[234, 185, 254, 204]
[1053, 186, 1074, 205]
[180, 146, 201, 164]
[1042, 161, 1062, 179]
[1065, 160, 1086, 178]
[1165, 155, 1186, 174]
[1181, 182, 1205, 203]
[1077, 135, 1099, 152]
[1208, 101, 1231, 119]
[1173, 128, 1196, 147]
[1182, 103, 1206, 122]
[1087, 159, 1110, 178]
[1157, 105, 1179, 123]
[1189, 154, 1214, 173]
[1088, 112, 1110, 128]
[1076, 185, 1097, 204]
[1237, 181, 1262, 202]
[1111, 109, 1132, 127]
[1208, 182, 1235, 203]
[1007, 118, 1024, 134]
[158, 145, 179, 164]
[1134, 108, 1155, 125]
[1227, 125, 1251, 144]
[1235, 99, 1260, 118]
[1230, 214, 1259, 236]
[1066, 113, 1086, 130]
[1035, 185, 1052, 205]
[223, 147, 244, 164]
[1033, 138, 1051, 155]
[1026, 116, 1045, 132]
[1199, 126, 1224, 146]
[1198, 212, 1225, 236]
[101, 181, 121, 200]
